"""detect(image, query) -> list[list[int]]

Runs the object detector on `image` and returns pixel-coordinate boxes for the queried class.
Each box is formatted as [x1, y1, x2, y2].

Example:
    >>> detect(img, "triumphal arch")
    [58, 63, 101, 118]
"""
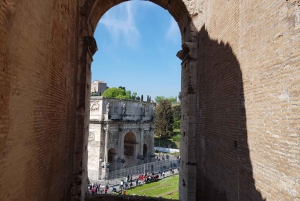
[88, 97, 155, 180]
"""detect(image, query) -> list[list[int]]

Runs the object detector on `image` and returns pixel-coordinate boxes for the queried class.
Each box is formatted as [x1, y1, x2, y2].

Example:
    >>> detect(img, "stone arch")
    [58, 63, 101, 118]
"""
[77, 1, 199, 200]
[80, 0, 194, 38]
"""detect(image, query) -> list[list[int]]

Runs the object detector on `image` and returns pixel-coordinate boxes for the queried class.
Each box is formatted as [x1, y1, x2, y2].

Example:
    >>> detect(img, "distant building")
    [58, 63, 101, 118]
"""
[88, 97, 156, 180]
[91, 80, 108, 96]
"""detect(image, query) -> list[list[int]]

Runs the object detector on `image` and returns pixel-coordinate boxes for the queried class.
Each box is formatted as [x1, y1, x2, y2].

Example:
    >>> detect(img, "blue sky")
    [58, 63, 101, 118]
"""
[92, 1, 181, 100]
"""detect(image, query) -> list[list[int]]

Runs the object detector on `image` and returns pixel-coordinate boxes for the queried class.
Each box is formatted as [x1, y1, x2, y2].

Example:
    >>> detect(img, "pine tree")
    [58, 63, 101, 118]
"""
[155, 99, 174, 138]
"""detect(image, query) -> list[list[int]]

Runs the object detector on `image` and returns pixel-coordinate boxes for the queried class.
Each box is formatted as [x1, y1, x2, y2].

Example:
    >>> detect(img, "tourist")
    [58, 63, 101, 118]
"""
[104, 185, 109, 194]
[120, 180, 124, 190]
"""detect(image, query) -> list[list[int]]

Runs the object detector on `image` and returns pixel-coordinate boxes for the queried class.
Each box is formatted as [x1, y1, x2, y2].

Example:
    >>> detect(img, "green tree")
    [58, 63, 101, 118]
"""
[178, 91, 182, 101]
[155, 96, 166, 103]
[126, 90, 131, 98]
[172, 105, 181, 120]
[102, 87, 130, 99]
[155, 99, 174, 138]
[132, 92, 137, 100]
[155, 96, 178, 103]
[172, 104, 181, 129]
[167, 96, 177, 103]
[118, 86, 126, 91]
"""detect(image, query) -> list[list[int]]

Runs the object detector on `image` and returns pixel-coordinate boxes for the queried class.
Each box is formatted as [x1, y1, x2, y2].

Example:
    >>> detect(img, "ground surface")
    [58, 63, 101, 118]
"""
[154, 129, 181, 149]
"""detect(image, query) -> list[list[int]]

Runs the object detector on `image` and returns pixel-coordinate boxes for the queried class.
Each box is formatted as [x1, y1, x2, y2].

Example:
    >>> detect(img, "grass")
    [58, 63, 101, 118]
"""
[125, 174, 179, 200]
[154, 129, 181, 149]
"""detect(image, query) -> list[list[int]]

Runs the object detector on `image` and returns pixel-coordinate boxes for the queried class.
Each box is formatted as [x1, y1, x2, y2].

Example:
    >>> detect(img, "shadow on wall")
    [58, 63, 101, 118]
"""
[196, 26, 265, 201]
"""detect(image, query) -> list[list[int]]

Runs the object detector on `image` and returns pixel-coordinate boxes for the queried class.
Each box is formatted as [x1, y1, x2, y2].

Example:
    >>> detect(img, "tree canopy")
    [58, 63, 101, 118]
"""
[155, 99, 174, 138]
[102, 87, 130, 99]
[178, 91, 182, 101]
[172, 104, 181, 129]
[155, 96, 177, 104]
[172, 105, 181, 120]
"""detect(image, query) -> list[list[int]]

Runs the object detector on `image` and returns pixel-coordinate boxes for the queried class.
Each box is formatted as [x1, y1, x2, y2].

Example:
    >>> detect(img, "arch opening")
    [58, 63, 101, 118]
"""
[79, 0, 196, 200]
[124, 132, 137, 157]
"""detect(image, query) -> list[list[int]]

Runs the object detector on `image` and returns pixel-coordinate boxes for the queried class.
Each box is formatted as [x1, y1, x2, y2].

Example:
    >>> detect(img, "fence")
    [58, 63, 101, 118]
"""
[107, 158, 179, 180]
[88, 158, 179, 184]
[154, 147, 180, 153]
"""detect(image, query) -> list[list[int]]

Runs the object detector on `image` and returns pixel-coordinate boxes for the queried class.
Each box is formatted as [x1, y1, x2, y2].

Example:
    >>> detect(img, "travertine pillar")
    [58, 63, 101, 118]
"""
[177, 42, 197, 201]
[73, 36, 97, 199]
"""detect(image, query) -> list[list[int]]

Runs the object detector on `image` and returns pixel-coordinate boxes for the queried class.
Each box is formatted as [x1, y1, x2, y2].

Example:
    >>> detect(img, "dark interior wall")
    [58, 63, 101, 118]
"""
[196, 1, 300, 200]
[0, 0, 78, 200]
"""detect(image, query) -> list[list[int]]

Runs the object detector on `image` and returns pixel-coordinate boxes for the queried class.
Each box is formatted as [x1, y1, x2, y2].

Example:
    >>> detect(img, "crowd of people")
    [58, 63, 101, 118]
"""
[87, 183, 110, 194]
[155, 154, 180, 162]
[87, 154, 180, 196]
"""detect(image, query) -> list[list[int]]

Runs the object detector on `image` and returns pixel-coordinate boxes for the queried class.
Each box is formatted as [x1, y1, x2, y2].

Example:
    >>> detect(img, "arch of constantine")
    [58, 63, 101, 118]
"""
[0, 0, 299, 201]
[88, 97, 155, 180]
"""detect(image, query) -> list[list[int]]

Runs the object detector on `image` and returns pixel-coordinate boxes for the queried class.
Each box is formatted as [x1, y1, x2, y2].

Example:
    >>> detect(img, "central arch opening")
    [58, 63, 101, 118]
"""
[123, 132, 137, 167]
[83, 0, 194, 200]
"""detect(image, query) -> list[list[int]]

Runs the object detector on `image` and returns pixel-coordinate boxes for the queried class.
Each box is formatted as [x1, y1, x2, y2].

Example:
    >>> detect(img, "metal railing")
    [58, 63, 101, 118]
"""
[107, 158, 179, 180]
[88, 158, 179, 184]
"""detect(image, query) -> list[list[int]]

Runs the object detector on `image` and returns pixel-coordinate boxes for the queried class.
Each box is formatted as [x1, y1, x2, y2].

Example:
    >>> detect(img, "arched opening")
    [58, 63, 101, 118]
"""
[143, 144, 147, 157]
[79, 0, 196, 200]
[124, 132, 136, 157]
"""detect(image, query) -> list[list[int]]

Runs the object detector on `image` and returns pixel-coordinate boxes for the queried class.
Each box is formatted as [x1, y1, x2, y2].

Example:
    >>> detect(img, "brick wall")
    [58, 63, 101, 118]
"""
[196, 0, 300, 200]
[0, 0, 78, 200]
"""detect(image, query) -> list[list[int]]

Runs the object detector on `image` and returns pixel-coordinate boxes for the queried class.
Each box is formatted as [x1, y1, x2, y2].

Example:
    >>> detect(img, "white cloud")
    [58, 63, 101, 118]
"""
[165, 18, 180, 44]
[99, 2, 140, 49]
